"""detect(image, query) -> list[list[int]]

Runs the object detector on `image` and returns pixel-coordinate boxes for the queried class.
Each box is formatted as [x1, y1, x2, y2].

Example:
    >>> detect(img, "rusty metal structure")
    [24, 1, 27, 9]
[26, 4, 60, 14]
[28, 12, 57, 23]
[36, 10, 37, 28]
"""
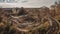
[0, 4, 60, 34]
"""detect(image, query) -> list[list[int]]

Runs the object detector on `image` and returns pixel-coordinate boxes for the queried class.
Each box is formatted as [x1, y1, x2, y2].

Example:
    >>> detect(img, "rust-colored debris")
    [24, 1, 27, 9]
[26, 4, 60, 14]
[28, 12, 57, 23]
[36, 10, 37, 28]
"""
[0, 4, 60, 34]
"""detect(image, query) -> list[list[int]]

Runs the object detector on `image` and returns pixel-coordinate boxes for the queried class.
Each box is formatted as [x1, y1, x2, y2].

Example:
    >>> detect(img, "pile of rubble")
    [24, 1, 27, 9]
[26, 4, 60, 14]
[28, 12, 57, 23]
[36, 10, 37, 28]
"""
[0, 4, 60, 34]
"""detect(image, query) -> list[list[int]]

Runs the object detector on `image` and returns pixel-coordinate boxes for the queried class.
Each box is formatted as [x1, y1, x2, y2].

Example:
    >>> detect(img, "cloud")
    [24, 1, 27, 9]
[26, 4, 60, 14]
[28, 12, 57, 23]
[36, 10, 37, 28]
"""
[0, 0, 56, 8]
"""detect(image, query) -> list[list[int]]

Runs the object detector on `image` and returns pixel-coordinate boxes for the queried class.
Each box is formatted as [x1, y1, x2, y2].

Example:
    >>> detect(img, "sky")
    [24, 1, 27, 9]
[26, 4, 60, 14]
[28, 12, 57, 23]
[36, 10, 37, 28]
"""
[0, 0, 58, 8]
